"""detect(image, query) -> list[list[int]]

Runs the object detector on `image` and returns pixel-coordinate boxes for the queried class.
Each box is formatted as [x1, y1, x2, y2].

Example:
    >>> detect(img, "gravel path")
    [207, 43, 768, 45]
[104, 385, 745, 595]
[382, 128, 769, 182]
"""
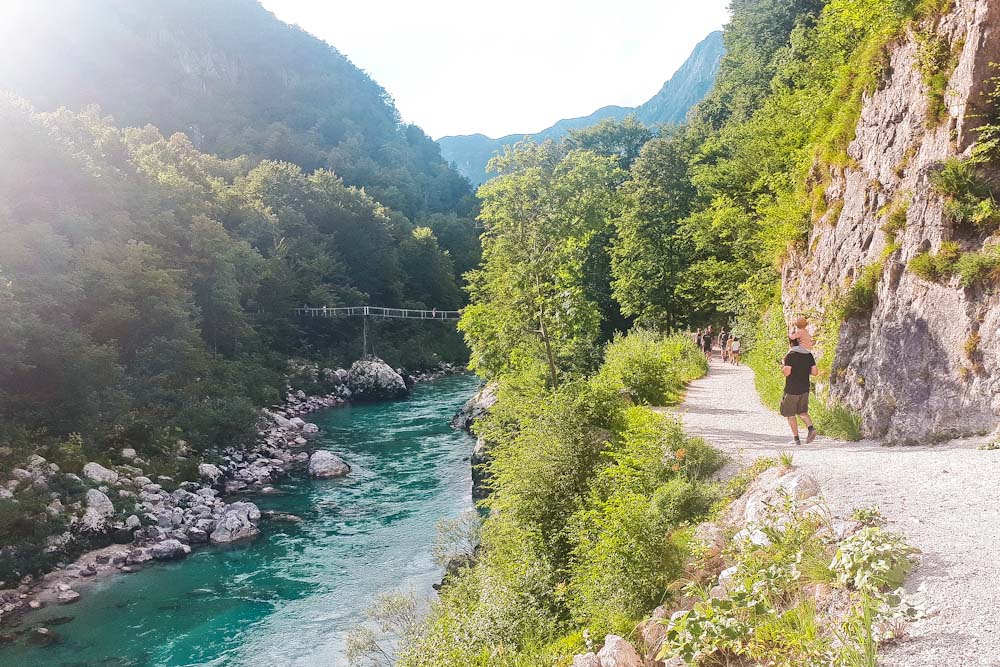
[668, 358, 1000, 667]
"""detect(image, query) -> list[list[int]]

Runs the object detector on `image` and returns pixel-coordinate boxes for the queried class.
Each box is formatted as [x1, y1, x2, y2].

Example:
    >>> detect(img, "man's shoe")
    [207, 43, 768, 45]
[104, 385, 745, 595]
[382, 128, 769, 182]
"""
[789, 438, 802, 447]
[806, 428, 817, 444]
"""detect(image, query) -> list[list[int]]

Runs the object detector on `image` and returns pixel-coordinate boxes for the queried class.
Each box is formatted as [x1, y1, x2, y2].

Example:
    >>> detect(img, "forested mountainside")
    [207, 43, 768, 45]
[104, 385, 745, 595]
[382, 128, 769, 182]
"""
[377, 0, 1000, 662]
[437, 31, 724, 185]
[0, 0, 479, 576]
[0, 0, 474, 221]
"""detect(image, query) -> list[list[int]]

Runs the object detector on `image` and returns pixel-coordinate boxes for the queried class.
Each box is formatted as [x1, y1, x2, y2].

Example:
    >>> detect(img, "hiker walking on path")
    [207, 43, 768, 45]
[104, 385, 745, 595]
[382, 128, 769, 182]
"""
[780, 336, 818, 445]
[719, 328, 730, 362]
[730, 336, 741, 365]
[702, 326, 714, 362]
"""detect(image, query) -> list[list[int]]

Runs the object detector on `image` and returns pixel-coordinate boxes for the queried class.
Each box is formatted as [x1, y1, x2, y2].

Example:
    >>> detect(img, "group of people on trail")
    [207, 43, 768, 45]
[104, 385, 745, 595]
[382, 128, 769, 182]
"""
[693, 315, 820, 446]
[693, 326, 741, 365]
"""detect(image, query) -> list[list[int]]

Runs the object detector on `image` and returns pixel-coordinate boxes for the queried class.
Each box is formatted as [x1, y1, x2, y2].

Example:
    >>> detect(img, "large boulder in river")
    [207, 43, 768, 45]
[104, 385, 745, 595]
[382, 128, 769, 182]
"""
[346, 357, 408, 401]
[210, 502, 261, 543]
[308, 451, 351, 479]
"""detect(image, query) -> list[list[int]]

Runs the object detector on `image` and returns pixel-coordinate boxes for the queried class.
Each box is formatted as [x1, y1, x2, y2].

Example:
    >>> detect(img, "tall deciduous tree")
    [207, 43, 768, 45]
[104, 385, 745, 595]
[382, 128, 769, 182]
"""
[611, 132, 697, 330]
[460, 142, 622, 386]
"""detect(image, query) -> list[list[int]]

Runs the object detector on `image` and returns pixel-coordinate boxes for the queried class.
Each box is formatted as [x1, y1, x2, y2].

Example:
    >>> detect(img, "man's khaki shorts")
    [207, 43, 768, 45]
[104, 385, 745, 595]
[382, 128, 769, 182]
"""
[780, 392, 809, 417]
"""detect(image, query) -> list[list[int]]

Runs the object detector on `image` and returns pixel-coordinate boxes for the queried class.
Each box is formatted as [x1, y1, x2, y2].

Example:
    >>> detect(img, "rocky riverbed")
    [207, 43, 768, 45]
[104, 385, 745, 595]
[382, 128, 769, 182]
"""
[0, 357, 462, 628]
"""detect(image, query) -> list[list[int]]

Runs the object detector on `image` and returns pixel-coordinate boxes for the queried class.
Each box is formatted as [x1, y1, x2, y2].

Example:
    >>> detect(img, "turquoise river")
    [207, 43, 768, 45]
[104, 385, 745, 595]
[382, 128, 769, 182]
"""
[0, 373, 479, 667]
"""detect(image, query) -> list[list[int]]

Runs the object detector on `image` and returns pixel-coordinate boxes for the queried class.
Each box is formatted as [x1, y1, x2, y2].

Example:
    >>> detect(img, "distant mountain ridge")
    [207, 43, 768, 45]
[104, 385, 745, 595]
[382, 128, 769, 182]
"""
[438, 31, 724, 185]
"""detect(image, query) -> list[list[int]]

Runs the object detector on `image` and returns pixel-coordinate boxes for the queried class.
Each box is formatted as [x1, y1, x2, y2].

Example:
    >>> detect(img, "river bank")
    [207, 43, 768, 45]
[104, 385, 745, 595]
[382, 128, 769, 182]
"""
[0, 358, 467, 636]
[0, 373, 479, 664]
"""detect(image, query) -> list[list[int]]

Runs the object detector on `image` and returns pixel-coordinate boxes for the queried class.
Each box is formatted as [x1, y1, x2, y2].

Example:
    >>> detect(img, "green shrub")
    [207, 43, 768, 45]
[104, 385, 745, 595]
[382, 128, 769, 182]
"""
[50, 433, 87, 472]
[907, 251, 939, 281]
[955, 247, 1000, 287]
[831, 527, 918, 592]
[651, 477, 719, 524]
[745, 307, 791, 411]
[931, 158, 981, 198]
[595, 330, 707, 405]
[911, 243, 1000, 286]
[813, 400, 863, 441]
[880, 197, 909, 240]
[568, 493, 689, 634]
[839, 262, 884, 320]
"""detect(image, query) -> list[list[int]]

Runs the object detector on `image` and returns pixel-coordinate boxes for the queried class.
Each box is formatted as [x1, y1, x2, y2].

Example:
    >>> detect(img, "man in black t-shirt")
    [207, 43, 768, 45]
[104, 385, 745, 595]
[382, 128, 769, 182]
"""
[780, 337, 819, 445]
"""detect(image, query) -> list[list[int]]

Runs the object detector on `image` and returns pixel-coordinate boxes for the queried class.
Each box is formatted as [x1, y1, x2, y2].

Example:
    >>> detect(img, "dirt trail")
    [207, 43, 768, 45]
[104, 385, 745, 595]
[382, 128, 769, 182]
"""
[665, 358, 1000, 667]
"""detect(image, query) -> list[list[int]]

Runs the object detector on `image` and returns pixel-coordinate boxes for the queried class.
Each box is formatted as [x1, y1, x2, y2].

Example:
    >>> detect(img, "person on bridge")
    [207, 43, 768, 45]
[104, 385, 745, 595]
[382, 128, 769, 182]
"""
[780, 337, 818, 445]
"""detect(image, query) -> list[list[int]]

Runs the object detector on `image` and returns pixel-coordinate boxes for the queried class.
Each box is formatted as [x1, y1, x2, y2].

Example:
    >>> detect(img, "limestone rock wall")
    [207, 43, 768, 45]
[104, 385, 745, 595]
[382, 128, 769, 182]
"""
[784, 0, 1000, 442]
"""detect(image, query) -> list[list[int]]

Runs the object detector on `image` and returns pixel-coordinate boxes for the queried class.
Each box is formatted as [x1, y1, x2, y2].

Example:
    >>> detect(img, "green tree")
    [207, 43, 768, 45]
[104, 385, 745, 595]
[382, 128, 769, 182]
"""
[460, 142, 622, 386]
[565, 116, 654, 171]
[611, 131, 698, 330]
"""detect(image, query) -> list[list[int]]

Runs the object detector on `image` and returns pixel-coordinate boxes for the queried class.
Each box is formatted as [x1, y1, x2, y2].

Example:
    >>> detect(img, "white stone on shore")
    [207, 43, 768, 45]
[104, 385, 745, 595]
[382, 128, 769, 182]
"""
[56, 590, 80, 604]
[210, 502, 261, 543]
[85, 489, 114, 517]
[149, 540, 190, 561]
[82, 462, 119, 485]
[198, 463, 222, 483]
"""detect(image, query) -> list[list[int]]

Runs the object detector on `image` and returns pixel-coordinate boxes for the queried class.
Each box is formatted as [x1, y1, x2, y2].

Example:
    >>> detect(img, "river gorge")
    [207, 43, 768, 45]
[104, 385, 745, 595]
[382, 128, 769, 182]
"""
[0, 374, 479, 667]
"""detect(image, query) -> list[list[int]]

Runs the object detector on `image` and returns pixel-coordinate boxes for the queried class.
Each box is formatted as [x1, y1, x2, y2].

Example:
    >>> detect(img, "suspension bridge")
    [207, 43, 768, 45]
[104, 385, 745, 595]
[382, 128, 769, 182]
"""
[293, 306, 461, 320]
[294, 305, 462, 357]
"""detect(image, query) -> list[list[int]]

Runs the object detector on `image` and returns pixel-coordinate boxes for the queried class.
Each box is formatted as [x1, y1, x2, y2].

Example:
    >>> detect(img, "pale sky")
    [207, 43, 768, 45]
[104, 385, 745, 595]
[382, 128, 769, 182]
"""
[259, 0, 730, 139]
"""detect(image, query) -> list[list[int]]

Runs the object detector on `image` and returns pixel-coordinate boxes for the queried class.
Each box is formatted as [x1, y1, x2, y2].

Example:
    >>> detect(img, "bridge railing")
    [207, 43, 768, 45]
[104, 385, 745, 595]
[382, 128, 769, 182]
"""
[293, 306, 461, 320]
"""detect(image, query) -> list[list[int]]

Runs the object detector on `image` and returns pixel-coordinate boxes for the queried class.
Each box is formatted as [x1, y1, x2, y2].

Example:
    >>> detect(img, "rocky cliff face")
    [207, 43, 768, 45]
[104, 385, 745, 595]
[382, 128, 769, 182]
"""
[784, 0, 1000, 443]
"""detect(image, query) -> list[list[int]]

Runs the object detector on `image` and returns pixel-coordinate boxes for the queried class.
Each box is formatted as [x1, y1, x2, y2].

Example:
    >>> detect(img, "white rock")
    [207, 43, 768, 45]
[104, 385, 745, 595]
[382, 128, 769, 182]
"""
[56, 590, 80, 604]
[209, 502, 261, 543]
[120, 448, 137, 460]
[150, 539, 190, 561]
[198, 463, 223, 483]
[85, 488, 114, 518]
[288, 417, 306, 430]
[694, 522, 725, 557]
[82, 462, 119, 485]
[597, 635, 642, 667]
[346, 357, 408, 401]
[308, 451, 351, 479]
[572, 653, 601, 667]
[302, 423, 319, 434]
[780, 473, 820, 501]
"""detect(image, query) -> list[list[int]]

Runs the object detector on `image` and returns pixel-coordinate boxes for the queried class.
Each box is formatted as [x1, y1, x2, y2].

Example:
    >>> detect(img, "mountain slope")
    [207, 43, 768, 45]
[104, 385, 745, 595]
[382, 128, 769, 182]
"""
[0, 0, 473, 219]
[438, 30, 724, 185]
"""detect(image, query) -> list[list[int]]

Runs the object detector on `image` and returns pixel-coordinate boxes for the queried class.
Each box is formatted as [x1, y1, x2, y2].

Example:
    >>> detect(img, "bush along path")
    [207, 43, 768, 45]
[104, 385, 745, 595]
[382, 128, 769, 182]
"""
[667, 359, 1000, 667]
